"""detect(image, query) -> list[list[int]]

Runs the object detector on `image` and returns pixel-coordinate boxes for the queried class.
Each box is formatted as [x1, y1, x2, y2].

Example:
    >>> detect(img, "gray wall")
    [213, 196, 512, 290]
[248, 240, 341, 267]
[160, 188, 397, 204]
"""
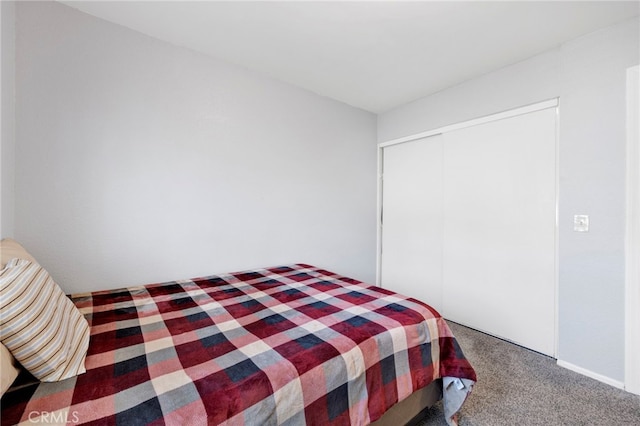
[1, 0, 15, 238]
[10, 1, 377, 293]
[378, 18, 639, 384]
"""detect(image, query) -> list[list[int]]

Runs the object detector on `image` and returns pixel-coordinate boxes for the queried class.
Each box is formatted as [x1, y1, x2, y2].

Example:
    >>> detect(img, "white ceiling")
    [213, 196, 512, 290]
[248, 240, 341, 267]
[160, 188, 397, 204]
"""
[60, 1, 639, 113]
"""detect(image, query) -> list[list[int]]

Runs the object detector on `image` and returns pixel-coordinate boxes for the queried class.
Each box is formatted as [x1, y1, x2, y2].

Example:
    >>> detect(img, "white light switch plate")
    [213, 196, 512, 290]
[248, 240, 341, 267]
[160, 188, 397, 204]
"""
[574, 215, 589, 232]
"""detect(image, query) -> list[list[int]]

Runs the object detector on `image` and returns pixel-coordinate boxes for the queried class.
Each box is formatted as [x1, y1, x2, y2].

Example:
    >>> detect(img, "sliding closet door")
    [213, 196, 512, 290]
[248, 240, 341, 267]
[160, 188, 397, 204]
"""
[442, 108, 557, 356]
[380, 135, 443, 312]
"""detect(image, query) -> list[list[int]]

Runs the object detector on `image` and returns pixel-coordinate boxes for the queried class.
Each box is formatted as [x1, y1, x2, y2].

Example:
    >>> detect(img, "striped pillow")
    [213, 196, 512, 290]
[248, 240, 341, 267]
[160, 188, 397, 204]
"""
[0, 258, 89, 382]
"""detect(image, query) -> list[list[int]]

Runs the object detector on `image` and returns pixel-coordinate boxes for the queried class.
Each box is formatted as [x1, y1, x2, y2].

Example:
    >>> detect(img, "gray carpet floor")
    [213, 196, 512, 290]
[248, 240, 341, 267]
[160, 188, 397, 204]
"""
[416, 322, 640, 425]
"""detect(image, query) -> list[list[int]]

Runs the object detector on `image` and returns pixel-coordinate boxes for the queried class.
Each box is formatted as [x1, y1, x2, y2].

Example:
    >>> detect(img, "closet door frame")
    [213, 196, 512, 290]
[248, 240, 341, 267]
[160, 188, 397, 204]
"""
[376, 98, 559, 355]
[625, 65, 640, 395]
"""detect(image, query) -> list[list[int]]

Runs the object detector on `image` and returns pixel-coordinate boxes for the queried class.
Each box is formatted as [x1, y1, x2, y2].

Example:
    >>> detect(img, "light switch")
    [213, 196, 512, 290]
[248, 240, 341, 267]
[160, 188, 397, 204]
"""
[574, 215, 589, 232]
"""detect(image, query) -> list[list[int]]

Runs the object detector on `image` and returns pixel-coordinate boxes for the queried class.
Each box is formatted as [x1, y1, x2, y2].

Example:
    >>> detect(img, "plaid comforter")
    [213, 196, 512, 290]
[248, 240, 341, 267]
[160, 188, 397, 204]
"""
[1, 264, 475, 425]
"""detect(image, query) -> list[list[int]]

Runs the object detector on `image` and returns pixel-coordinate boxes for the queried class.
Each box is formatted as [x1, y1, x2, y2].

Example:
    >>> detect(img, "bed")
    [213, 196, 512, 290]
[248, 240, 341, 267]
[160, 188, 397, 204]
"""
[1, 245, 475, 425]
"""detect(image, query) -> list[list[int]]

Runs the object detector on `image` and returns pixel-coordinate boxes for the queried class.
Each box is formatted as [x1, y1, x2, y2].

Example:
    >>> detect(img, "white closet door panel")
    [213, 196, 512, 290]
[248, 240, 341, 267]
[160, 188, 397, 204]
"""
[380, 135, 443, 312]
[443, 108, 557, 356]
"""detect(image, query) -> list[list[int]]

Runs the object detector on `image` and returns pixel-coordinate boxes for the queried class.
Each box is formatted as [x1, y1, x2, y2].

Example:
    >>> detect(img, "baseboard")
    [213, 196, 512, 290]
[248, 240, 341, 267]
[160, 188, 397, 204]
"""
[557, 360, 625, 390]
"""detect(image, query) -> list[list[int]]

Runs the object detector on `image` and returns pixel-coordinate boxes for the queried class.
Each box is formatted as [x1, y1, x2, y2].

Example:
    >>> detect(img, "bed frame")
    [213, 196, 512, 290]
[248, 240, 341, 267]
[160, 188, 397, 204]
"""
[372, 380, 442, 426]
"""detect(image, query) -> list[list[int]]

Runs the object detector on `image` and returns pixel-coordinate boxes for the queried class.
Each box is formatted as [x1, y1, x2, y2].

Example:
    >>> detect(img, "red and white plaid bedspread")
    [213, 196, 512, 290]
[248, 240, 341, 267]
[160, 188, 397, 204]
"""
[1, 264, 476, 425]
